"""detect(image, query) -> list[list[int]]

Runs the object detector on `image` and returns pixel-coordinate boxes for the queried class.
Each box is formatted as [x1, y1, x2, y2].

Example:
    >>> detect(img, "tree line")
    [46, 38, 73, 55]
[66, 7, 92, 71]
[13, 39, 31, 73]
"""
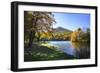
[24, 11, 90, 48]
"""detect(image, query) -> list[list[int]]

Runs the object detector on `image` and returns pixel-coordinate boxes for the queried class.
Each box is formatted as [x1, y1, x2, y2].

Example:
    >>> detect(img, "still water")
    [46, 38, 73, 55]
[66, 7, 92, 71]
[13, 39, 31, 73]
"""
[48, 41, 90, 59]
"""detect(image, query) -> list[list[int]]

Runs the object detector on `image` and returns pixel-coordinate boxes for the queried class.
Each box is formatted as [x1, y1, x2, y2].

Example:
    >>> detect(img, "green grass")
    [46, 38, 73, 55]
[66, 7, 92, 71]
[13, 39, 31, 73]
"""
[24, 44, 75, 61]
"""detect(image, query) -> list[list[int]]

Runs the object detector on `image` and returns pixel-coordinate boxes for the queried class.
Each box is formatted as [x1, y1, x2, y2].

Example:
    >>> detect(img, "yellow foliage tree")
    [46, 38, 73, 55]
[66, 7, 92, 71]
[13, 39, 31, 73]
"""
[71, 28, 82, 42]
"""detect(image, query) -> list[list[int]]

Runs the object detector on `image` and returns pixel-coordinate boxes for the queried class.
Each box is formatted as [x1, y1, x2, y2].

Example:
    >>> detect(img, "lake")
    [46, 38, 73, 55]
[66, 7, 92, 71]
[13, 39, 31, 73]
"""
[47, 41, 90, 59]
[24, 41, 90, 61]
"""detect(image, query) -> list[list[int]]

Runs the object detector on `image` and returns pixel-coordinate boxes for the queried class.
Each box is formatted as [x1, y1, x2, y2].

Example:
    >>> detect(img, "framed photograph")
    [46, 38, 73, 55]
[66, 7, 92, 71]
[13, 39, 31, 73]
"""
[11, 1, 97, 71]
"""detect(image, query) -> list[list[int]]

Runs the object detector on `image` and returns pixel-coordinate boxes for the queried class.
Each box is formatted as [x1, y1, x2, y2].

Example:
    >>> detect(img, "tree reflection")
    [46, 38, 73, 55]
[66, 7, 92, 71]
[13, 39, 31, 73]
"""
[71, 42, 90, 59]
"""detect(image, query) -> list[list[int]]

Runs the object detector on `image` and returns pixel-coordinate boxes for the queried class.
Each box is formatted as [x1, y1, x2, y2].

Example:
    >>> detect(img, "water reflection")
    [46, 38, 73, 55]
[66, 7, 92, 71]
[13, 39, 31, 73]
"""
[71, 42, 90, 59]
[48, 41, 90, 59]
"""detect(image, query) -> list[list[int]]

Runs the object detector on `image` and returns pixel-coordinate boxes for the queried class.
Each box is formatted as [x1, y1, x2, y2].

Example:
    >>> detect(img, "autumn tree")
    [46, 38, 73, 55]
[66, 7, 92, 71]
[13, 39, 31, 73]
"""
[71, 28, 90, 42]
[71, 28, 82, 42]
[24, 11, 55, 47]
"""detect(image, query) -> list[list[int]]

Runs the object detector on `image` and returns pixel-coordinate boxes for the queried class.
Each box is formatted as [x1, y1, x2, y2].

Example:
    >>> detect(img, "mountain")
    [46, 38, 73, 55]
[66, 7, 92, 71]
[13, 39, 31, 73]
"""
[53, 27, 72, 33]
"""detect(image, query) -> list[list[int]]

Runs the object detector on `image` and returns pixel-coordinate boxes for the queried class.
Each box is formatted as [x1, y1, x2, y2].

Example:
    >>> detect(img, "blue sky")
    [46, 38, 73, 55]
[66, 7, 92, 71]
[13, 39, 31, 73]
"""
[52, 12, 90, 31]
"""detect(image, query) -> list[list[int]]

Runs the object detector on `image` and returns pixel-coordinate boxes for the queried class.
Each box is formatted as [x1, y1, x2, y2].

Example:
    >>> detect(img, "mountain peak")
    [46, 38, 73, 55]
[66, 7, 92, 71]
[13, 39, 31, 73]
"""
[53, 27, 72, 32]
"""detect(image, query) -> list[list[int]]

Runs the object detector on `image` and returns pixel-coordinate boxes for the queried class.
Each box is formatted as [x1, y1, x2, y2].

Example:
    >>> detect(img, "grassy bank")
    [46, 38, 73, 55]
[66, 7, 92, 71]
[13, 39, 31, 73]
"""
[24, 43, 75, 61]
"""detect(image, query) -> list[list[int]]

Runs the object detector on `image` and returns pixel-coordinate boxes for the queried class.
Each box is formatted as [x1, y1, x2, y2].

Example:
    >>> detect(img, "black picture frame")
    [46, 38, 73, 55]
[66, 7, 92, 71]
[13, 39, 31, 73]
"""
[11, 1, 98, 72]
